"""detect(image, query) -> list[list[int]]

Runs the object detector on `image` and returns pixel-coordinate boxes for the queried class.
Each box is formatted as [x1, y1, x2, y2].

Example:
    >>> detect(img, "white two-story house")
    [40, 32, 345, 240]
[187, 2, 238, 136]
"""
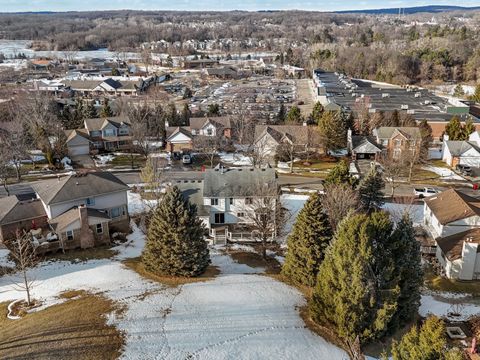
[176, 167, 278, 243]
[424, 188, 480, 280]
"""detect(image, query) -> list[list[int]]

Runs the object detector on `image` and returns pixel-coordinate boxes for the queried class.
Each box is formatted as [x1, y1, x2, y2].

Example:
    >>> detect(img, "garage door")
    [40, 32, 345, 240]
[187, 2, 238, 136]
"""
[68, 144, 90, 156]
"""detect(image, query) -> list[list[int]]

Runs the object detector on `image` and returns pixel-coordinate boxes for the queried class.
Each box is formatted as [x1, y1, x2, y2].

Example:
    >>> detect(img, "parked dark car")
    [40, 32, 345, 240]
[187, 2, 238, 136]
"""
[455, 164, 473, 176]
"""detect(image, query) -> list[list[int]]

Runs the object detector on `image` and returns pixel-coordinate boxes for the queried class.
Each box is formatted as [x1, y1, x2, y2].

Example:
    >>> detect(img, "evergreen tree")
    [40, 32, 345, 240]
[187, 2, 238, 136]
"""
[324, 159, 357, 187]
[282, 193, 332, 287]
[84, 100, 98, 118]
[100, 99, 113, 118]
[277, 103, 286, 123]
[318, 110, 347, 153]
[389, 109, 400, 127]
[453, 84, 465, 98]
[311, 212, 400, 343]
[181, 103, 191, 126]
[470, 83, 480, 103]
[390, 215, 422, 328]
[358, 167, 385, 212]
[310, 101, 324, 124]
[418, 119, 433, 161]
[463, 118, 476, 138]
[445, 116, 463, 140]
[390, 316, 463, 360]
[142, 186, 210, 277]
[286, 105, 303, 124]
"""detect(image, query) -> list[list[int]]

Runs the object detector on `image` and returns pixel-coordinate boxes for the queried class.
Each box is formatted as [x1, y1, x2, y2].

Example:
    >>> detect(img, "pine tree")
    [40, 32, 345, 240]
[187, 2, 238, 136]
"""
[471, 83, 480, 103]
[277, 103, 286, 123]
[389, 109, 400, 127]
[324, 159, 357, 187]
[84, 100, 98, 118]
[358, 168, 385, 212]
[463, 118, 476, 139]
[390, 215, 422, 328]
[282, 193, 332, 287]
[181, 103, 191, 126]
[286, 105, 303, 124]
[453, 84, 465, 98]
[311, 212, 400, 343]
[318, 110, 347, 153]
[445, 116, 463, 140]
[390, 316, 463, 360]
[310, 101, 324, 124]
[100, 99, 113, 118]
[142, 186, 210, 277]
[418, 119, 433, 161]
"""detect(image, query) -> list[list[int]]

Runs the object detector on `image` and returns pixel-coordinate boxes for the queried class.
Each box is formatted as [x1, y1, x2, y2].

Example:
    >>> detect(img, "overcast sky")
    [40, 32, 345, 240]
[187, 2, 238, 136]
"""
[0, 0, 480, 12]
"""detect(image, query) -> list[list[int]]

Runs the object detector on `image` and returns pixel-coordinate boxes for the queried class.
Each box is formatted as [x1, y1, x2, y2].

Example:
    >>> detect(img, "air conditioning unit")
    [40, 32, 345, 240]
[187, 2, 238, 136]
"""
[382, 93, 390, 98]
[407, 109, 415, 114]
[401, 104, 409, 110]
[414, 92, 422, 98]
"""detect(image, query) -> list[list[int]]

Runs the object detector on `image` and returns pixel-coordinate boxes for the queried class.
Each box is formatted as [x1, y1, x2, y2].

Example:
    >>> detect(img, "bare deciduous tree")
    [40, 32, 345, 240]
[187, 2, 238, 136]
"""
[7, 231, 40, 306]
[242, 183, 285, 259]
[322, 183, 360, 230]
[193, 135, 227, 168]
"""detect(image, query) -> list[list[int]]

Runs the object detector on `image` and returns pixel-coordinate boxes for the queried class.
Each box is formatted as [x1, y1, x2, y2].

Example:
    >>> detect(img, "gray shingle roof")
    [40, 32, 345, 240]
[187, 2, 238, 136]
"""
[189, 116, 232, 131]
[254, 125, 317, 145]
[175, 181, 211, 217]
[351, 136, 383, 153]
[375, 127, 421, 140]
[203, 168, 277, 198]
[0, 197, 47, 226]
[31, 172, 129, 206]
[84, 117, 130, 132]
[50, 207, 110, 232]
[445, 141, 480, 157]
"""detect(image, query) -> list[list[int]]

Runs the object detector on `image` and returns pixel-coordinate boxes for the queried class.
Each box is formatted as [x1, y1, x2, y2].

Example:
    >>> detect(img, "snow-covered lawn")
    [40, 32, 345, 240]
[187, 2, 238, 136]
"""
[218, 152, 253, 166]
[0, 248, 14, 268]
[422, 165, 464, 181]
[94, 154, 116, 166]
[0, 223, 348, 360]
[382, 203, 424, 225]
[420, 294, 480, 321]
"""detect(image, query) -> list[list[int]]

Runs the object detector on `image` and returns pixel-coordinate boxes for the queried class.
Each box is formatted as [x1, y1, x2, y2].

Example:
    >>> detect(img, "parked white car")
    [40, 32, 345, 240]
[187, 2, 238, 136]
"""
[414, 187, 438, 198]
[182, 154, 192, 164]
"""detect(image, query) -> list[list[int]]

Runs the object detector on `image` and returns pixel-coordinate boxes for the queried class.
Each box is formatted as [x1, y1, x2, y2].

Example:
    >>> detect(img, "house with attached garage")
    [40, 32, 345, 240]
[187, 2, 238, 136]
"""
[423, 188, 480, 280]
[0, 172, 129, 252]
[373, 127, 422, 160]
[347, 129, 383, 160]
[189, 117, 232, 138]
[442, 137, 480, 167]
[64, 129, 92, 156]
[177, 167, 279, 244]
[83, 117, 132, 152]
[166, 127, 194, 153]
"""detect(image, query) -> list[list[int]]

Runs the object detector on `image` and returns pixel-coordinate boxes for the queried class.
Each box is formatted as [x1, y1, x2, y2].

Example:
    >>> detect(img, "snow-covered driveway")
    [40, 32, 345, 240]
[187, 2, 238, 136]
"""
[0, 224, 348, 360]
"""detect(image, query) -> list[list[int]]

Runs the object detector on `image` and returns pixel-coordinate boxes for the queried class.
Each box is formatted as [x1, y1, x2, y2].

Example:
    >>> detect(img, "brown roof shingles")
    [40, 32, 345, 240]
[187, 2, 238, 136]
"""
[425, 189, 480, 225]
[436, 228, 480, 261]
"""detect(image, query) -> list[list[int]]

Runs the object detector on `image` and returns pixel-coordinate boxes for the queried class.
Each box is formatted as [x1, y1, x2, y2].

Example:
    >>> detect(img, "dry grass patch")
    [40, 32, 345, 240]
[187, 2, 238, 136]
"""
[424, 266, 480, 295]
[0, 293, 124, 360]
[228, 251, 281, 274]
[122, 257, 220, 287]
[45, 246, 118, 263]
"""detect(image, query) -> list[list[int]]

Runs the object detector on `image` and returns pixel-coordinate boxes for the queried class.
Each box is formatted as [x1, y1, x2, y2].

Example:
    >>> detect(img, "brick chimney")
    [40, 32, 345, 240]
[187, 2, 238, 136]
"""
[78, 205, 95, 249]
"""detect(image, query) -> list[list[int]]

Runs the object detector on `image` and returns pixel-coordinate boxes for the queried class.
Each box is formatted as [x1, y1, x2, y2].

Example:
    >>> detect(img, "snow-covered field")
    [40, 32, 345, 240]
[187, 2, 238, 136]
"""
[218, 152, 252, 166]
[0, 223, 349, 359]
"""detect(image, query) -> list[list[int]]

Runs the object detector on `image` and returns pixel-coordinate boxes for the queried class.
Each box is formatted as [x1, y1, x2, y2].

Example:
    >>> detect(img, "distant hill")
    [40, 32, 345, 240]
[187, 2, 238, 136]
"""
[336, 5, 480, 15]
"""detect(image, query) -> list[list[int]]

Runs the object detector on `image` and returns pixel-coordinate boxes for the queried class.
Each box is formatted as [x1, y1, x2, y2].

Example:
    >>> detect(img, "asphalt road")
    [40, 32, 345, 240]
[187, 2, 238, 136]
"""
[0, 170, 478, 200]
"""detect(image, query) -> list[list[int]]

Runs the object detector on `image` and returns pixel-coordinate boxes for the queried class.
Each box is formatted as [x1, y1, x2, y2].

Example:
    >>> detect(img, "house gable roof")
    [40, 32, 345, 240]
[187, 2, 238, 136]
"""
[84, 117, 131, 132]
[0, 197, 46, 226]
[436, 228, 480, 261]
[375, 127, 421, 140]
[425, 189, 480, 225]
[166, 127, 193, 142]
[50, 207, 110, 232]
[203, 168, 277, 198]
[254, 125, 316, 145]
[31, 172, 129, 206]
[444, 141, 480, 157]
[65, 129, 91, 143]
[351, 136, 383, 153]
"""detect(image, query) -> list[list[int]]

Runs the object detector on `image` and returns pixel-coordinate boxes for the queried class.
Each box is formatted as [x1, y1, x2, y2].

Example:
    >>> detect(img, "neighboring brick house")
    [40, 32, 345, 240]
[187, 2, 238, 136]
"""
[373, 127, 422, 160]
[84, 117, 132, 152]
[0, 197, 48, 243]
[166, 127, 194, 153]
